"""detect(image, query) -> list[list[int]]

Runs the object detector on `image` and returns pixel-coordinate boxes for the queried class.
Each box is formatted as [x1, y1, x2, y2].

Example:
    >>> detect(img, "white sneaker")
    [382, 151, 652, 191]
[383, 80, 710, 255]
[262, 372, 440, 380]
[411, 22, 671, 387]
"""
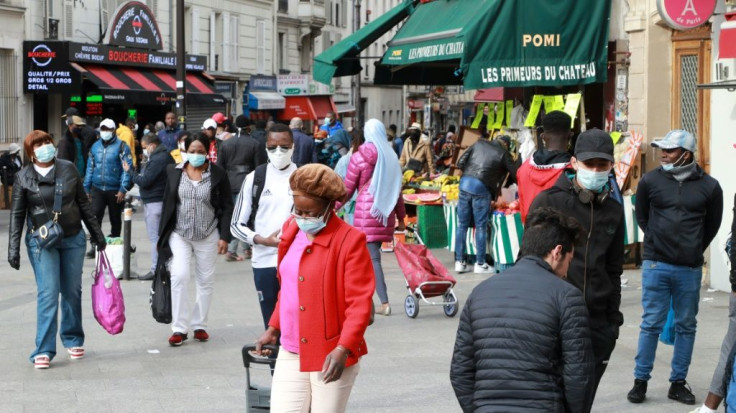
[455, 261, 468, 273]
[474, 263, 494, 274]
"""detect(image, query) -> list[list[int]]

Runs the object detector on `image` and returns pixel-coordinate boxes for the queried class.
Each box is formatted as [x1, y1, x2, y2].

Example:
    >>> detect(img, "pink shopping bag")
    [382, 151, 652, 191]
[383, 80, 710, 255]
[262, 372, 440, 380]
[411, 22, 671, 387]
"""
[91, 251, 126, 335]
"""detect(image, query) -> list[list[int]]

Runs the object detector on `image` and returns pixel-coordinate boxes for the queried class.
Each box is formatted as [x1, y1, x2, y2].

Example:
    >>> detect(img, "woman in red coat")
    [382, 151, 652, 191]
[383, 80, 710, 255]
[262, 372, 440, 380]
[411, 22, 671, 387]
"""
[255, 163, 375, 412]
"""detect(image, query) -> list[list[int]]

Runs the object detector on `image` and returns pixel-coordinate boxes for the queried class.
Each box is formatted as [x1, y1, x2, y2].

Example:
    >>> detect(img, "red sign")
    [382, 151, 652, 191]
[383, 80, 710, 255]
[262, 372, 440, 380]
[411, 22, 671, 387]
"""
[657, 0, 716, 30]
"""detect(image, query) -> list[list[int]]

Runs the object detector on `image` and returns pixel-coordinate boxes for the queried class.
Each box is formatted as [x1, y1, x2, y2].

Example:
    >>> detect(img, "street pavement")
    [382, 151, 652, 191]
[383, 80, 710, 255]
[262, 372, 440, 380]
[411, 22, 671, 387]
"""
[0, 209, 730, 412]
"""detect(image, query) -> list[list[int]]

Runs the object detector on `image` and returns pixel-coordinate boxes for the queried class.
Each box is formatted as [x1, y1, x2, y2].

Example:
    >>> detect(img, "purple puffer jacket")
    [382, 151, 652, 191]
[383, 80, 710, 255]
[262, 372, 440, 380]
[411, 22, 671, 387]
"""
[339, 143, 406, 243]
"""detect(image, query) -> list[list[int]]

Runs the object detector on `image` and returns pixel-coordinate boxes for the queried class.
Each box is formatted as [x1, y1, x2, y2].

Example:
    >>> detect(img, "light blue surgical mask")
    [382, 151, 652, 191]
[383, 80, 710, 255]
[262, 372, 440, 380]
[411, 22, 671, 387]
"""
[661, 152, 687, 172]
[661, 162, 674, 172]
[143, 128, 151, 135]
[34, 144, 56, 163]
[292, 205, 330, 235]
[576, 167, 609, 192]
[100, 131, 114, 141]
[188, 153, 207, 167]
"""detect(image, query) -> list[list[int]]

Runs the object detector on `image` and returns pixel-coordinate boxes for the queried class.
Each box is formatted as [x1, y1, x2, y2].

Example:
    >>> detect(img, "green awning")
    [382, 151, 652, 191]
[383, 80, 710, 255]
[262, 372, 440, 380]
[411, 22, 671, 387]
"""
[376, 0, 611, 89]
[381, 0, 486, 65]
[313, 0, 416, 85]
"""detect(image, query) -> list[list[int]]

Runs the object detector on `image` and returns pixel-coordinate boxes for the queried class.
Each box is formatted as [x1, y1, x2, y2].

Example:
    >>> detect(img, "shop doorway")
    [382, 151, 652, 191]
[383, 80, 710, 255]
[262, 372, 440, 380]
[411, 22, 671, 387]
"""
[672, 26, 711, 173]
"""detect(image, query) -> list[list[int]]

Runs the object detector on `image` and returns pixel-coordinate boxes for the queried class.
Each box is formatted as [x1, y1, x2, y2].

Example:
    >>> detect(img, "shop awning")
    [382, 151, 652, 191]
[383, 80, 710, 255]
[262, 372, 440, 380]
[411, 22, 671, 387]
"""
[313, 0, 416, 84]
[277, 96, 338, 121]
[326, 0, 611, 89]
[248, 92, 286, 110]
[72, 63, 225, 104]
[473, 88, 504, 102]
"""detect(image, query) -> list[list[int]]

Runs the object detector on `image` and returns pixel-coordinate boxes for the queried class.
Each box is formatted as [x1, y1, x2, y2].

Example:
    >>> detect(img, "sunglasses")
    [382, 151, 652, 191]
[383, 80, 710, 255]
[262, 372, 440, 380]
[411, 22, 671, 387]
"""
[266, 145, 292, 153]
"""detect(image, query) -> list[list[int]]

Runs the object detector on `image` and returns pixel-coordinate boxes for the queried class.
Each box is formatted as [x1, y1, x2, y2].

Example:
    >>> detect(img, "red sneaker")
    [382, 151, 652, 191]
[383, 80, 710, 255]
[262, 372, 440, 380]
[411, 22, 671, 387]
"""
[193, 329, 209, 342]
[168, 332, 188, 347]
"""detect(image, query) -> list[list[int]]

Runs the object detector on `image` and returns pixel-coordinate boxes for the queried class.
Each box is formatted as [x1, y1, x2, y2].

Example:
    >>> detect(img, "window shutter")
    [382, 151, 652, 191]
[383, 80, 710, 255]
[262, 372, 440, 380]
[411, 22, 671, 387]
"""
[222, 12, 230, 71]
[210, 11, 216, 71]
[230, 15, 239, 71]
[256, 20, 266, 74]
[64, 3, 73, 38]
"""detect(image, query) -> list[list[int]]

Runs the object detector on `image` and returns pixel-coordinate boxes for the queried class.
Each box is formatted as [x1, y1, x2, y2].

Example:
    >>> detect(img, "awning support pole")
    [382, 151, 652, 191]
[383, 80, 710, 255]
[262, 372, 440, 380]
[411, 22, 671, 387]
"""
[353, 0, 362, 127]
[175, 0, 187, 130]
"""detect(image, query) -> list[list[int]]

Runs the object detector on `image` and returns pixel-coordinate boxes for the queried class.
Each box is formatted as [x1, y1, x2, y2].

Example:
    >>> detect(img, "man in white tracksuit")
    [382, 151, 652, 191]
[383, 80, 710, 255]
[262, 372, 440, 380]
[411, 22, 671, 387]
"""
[231, 123, 297, 329]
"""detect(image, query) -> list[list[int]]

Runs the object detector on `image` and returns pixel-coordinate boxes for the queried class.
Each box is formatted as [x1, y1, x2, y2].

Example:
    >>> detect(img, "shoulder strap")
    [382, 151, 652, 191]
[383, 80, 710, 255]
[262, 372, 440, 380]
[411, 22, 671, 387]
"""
[52, 179, 63, 219]
[247, 164, 269, 230]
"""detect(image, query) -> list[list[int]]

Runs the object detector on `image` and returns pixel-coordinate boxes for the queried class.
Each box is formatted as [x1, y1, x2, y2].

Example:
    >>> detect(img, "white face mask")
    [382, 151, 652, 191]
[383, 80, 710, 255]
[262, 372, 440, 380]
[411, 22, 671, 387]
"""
[324, 117, 331, 125]
[100, 131, 114, 141]
[143, 148, 149, 158]
[178, 142, 186, 151]
[267, 147, 294, 170]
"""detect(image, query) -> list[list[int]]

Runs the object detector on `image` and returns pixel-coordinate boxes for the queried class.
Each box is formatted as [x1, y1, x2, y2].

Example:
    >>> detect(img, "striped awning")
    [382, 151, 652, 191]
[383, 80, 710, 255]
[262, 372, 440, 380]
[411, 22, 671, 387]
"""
[72, 63, 224, 104]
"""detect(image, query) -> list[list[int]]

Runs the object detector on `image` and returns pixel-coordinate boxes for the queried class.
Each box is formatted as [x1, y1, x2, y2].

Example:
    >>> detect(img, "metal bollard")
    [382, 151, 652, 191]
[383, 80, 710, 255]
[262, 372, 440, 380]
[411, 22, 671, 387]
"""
[123, 196, 133, 280]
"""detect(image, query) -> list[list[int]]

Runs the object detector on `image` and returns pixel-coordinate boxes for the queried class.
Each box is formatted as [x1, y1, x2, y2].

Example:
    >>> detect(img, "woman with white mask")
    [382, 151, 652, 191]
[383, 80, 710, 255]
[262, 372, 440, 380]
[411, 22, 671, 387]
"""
[230, 123, 298, 329]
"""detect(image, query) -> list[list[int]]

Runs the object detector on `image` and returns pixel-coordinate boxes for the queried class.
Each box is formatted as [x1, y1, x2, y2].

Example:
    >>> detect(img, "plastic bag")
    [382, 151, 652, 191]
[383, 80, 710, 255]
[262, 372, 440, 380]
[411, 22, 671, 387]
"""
[150, 255, 172, 324]
[91, 252, 126, 335]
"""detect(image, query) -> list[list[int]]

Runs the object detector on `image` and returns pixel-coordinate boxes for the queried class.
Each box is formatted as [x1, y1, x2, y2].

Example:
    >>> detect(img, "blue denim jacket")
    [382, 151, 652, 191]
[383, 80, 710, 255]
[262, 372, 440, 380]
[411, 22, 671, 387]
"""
[83, 137, 132, 193]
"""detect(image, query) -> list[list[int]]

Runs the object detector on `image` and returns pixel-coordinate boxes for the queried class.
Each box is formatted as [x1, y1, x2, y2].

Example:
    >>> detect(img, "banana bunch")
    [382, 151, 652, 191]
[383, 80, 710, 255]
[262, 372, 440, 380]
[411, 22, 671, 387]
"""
[402, 188, 416, 195]
[441, 183, 460, 201]
[433, 174, 459, 185]
[402, 170, 415, 185]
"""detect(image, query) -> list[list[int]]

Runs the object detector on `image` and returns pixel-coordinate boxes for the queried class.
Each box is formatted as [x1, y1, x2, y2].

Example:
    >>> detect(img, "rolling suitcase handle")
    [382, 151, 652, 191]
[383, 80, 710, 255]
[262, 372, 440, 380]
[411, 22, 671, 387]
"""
[242, 344, 279, 369]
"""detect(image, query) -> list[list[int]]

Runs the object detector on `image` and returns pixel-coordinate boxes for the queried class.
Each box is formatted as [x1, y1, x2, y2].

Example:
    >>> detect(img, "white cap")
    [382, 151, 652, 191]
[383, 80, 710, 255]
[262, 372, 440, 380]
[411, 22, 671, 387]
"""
[8, 143, 21, 154]
[202, 118, 217, 130]
[100, 118, 116, 130]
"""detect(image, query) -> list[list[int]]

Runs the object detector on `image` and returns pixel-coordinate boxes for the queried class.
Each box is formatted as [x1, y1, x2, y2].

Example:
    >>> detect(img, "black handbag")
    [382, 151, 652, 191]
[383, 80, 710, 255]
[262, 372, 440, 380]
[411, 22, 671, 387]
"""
[405, 158, 423, 173]
[150, 255, 172, 324]
[30, 180, 64, 249]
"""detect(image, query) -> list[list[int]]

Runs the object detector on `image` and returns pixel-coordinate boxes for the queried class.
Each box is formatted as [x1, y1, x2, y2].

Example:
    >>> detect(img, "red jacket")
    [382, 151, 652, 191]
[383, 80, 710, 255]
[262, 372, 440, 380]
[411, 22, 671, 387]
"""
[269, 213, 375, 372]
[517, 157, 569, 223]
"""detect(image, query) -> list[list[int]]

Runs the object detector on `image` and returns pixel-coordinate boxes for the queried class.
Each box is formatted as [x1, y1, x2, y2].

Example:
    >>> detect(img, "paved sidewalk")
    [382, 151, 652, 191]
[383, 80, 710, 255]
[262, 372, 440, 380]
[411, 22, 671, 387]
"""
[0, 210, 730, 412]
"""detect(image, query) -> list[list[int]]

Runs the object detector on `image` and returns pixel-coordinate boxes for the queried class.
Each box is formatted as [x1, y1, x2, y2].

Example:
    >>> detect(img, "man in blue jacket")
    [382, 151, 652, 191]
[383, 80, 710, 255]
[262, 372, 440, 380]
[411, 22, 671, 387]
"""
[628, 129, 723, 405]
[122, 133, 174, 279]
[83, 118, 133, 258]
[158, 112, 181, 151]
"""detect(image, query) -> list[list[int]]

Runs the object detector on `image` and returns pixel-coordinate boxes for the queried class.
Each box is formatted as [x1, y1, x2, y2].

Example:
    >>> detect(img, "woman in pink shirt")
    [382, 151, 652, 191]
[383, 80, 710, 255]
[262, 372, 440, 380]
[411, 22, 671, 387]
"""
[255, 164, 375, 412]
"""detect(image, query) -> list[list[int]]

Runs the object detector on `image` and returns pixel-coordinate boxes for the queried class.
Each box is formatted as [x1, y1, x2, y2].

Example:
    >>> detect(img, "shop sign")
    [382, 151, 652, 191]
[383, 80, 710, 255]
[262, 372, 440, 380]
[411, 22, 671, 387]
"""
[657, 0, 716, 30]
[104, 1, 164, 51]
[407, 99, 425, 109]
[69, 43, 207, 71]
[249, 75, 278, 92]
[277, 74, 335, 95]
[215, 82, 235, 99]
[278, 74, 309, 95]
[23, 41, 78, 92]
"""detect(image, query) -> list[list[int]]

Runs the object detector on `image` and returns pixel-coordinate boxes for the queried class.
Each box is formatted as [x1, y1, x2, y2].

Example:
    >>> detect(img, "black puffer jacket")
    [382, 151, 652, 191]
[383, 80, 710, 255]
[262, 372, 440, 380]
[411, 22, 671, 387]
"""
[530, 171, 625, 329]
[128, 144, 175, 204]
[457, 139, 516, 197]
[9, 159, 106, 261]
[216, 132, 264, 194]
[636, 166, 723, 268]
[451, 257, 595, 413]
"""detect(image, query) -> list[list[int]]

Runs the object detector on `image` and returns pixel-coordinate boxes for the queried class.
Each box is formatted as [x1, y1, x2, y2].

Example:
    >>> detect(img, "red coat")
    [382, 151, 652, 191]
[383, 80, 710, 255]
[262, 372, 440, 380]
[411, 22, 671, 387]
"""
[517, 157, 569, 223]
[269, 213, 375, 372]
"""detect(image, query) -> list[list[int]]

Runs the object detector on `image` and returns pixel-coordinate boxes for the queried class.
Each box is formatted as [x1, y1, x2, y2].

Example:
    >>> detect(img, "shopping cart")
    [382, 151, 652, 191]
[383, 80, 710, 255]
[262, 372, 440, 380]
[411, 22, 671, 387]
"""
[395, 228, 459, 318]
[241, 344, 278, 412]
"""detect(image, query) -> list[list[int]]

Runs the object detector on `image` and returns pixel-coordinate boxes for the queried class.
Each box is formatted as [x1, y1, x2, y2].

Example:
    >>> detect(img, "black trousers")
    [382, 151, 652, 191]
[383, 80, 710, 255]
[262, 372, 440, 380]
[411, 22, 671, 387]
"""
[90, 186, 123, 240]
[590, 319, 618, 400]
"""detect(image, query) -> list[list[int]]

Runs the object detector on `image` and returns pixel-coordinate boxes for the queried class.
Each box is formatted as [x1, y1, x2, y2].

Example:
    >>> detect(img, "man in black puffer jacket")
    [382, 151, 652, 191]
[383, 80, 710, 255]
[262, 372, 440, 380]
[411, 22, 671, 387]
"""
[451, 207, 595, 413]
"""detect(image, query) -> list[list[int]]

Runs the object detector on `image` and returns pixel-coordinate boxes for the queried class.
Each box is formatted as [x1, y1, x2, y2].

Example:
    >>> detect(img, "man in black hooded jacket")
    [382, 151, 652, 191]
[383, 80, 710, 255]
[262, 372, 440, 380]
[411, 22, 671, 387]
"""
[529, 129, 625, 400]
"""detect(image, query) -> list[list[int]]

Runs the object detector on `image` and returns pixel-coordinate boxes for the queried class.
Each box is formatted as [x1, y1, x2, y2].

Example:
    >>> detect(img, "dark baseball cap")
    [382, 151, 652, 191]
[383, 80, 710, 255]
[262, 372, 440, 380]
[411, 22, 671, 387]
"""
[574, 129, 614, 162]
[61, 107, 79, 119]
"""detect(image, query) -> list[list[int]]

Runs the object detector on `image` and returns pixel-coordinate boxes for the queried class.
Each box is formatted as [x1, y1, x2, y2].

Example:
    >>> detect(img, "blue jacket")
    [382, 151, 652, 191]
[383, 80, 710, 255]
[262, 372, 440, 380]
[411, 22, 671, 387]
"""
[292, 129, 317, 166]
[84, 137, 132, 194]
[319, 121, 344, 138]
[128, 144, 175, 203]
[158, 128, 181, 152]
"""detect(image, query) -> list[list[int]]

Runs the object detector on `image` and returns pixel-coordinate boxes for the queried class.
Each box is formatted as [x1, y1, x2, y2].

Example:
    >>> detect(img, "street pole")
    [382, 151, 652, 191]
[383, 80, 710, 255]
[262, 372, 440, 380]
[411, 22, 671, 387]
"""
[175, 0, 186, 130]
[123, 197, 132, 280]
[353, 0, 361, 127]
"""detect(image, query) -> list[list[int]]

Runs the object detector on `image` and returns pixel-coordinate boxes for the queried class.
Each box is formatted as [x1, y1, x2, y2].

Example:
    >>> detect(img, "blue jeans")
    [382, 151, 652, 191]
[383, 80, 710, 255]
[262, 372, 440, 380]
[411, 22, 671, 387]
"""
[634, 260, 702, 381]
[454, 190, 490, 265]
[26, 230, 87, 363]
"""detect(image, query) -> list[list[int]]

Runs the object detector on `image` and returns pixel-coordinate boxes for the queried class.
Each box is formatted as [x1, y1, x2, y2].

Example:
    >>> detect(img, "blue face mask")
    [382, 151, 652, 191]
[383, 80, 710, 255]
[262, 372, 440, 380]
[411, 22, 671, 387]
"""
[576, 166, 609, 192]
[293, 205, 330, 235]
[34, 144, 56, 163]
[661, 163, 674, 172]
[188, 153, 207, 167]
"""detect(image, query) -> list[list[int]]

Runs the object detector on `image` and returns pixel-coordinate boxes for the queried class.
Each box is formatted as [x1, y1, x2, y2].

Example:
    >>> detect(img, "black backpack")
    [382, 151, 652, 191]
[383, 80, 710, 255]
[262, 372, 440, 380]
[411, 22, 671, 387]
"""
[246, 164, 268, 231]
